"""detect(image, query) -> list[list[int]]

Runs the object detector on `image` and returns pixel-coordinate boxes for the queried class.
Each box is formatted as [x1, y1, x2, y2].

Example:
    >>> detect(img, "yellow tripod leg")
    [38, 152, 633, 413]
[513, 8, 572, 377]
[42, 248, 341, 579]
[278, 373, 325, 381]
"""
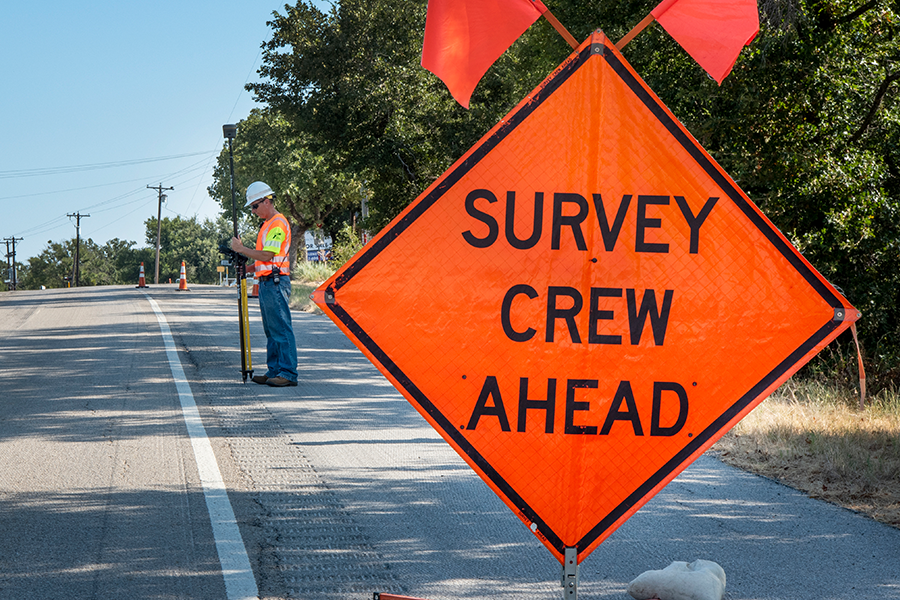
[240, 277, 253, 376]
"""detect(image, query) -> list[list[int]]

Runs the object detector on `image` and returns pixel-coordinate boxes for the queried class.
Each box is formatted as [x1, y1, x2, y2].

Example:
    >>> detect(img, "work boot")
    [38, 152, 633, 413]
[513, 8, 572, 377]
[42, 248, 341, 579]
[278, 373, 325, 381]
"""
[266, 376, 297, 387]
[251, 375, 268, 385]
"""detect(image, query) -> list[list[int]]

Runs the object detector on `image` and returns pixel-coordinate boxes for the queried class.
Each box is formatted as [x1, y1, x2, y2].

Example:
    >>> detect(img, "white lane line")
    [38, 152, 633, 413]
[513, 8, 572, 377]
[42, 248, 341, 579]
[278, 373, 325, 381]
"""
[145, 295, 259, 600]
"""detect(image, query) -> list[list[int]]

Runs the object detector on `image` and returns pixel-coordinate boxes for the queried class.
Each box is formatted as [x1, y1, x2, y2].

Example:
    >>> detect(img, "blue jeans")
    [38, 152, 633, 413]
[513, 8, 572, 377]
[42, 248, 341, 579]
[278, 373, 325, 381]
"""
[258, 276, 297, 382]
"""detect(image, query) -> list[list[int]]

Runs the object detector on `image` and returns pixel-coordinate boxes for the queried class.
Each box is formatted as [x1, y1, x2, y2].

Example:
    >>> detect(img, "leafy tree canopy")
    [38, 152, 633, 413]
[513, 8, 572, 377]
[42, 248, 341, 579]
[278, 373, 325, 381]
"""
[143, 214, 231, 285]
[208, 108, 363, 265]
[19, 237, 145, 290]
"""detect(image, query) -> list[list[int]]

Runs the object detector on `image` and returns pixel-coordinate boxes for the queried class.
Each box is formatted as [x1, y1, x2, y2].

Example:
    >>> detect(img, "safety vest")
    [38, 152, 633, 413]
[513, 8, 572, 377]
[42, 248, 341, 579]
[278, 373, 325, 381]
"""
[255, 213, 291, 277]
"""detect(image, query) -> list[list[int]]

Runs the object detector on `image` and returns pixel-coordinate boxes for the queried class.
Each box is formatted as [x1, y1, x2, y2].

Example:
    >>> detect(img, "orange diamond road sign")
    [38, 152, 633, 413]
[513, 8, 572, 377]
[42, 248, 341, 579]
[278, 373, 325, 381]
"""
[313, 31, 858, 564]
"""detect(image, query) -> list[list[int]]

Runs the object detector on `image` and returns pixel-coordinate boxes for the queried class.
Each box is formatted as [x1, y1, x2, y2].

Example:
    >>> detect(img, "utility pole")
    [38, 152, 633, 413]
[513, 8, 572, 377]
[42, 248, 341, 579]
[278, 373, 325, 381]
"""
[66, 213, 90, 287]
[147, 183, 173, 285]
[3, 237, 23, 290]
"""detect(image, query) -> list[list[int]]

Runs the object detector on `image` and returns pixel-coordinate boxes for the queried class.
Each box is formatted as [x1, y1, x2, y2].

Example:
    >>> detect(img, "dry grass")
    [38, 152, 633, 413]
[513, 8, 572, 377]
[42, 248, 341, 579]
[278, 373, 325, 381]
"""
[712, 379, 900, 528]
[290, 281, 321, 313]
[289, 261, 336, 313]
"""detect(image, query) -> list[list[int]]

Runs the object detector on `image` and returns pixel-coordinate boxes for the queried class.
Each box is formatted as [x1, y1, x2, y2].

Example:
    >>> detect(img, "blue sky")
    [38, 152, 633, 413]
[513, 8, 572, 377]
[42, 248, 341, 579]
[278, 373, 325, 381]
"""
[1, 1, 320, 263]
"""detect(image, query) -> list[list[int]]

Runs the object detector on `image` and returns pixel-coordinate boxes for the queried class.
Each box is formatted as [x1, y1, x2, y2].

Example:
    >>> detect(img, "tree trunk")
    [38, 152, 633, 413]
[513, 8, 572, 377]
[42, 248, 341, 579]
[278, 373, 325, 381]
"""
[289, 223, 306, 272]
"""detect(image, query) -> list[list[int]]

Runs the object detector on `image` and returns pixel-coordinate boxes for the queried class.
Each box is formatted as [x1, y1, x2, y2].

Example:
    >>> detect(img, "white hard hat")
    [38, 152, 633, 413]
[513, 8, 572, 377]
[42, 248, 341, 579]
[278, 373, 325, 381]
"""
[245, 181, 274, 207]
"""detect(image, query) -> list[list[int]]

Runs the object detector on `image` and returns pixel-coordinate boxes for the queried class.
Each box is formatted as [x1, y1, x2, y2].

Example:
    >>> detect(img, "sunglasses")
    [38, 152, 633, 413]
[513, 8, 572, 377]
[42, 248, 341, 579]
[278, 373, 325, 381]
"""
[251, 201, 265, 210]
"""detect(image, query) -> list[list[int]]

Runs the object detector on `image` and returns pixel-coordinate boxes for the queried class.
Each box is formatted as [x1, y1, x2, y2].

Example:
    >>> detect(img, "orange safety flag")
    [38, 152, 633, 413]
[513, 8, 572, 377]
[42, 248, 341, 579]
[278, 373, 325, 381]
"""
[651, 0, 759, 84]
[421, 0, 547, 108]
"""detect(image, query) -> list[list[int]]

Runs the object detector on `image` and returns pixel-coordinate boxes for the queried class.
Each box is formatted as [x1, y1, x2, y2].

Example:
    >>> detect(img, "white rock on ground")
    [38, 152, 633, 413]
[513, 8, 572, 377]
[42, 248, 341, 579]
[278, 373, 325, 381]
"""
[627, 559, 726, 600]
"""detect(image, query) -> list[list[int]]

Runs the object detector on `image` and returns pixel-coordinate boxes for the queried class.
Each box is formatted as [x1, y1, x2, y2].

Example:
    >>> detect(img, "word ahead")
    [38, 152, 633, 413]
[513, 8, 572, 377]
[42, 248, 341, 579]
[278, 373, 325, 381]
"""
[466, 377, 690, 437]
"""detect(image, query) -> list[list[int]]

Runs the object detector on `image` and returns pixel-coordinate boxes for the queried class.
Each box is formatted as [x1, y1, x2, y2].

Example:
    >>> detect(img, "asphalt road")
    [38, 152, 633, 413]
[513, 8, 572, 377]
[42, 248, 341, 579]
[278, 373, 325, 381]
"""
[1, 285, 897, 600]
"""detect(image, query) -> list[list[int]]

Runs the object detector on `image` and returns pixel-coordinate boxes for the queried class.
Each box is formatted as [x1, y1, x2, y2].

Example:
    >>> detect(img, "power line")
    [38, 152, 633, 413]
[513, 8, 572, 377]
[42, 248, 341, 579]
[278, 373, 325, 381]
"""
[182, 38, 264, 217]
[90, 196, 159, 237]
[0, 175, 165, 201]
[0, 155, 211, 201]
[0, 151, 215, 179]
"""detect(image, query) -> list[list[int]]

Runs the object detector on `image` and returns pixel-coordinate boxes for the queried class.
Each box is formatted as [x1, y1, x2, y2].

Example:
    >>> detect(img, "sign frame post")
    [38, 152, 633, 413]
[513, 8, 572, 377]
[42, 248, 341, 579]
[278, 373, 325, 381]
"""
[562, 547, 578, 599]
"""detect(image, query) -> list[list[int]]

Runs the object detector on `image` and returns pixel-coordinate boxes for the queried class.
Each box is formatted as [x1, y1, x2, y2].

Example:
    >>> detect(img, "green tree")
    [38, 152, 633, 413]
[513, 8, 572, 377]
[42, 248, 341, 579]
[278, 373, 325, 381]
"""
[209, 108, 363, 267]
[21, 239, 81, 289]
[17, 237, 146, 289]
[143, 215, 221, 284]
[80, 238, 145, 286]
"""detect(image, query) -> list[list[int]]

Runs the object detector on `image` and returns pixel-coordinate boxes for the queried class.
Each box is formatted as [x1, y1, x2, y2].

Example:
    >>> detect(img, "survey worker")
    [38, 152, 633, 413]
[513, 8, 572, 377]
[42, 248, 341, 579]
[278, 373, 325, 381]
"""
[231, 181, 298, 387]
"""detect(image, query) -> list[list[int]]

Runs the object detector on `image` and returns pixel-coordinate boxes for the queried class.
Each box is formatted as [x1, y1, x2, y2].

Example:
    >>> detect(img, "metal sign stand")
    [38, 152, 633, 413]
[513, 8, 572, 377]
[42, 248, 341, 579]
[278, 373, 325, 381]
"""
[562, 547, 579, 599]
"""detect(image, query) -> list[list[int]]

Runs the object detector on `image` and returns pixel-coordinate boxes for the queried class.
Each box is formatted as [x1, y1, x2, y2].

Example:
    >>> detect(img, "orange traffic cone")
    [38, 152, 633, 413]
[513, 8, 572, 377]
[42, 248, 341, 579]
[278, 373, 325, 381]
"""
[246, 263, 258, 298]
[136, 262, 149, 288]
[177, 261, 190, 291]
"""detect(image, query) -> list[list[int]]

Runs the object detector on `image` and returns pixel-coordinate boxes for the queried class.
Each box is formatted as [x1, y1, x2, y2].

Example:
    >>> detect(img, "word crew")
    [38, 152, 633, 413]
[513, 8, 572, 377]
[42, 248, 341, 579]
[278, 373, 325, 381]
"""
[501, 284, 674, 345]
